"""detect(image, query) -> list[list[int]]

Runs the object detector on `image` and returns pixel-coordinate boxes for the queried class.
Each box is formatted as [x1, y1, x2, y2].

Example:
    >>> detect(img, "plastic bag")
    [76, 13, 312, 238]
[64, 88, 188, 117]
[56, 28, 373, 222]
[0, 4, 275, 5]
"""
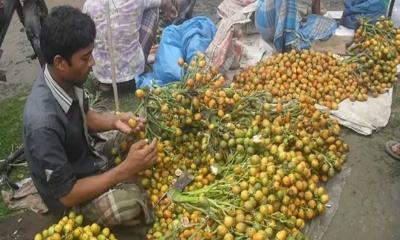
[218, 0, 256, 18]
[207, 2, 258, 73]
[341, 0, 386, 29]
[136, 17, 216, 88]
[232, 0, 256, 6]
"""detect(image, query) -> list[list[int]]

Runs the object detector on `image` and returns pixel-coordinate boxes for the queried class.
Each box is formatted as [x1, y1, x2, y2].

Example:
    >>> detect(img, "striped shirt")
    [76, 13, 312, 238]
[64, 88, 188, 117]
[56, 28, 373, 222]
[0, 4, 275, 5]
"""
[44, 65, 91, 148]
[44, 65, 108, 169]
[44, 65, 75, 113]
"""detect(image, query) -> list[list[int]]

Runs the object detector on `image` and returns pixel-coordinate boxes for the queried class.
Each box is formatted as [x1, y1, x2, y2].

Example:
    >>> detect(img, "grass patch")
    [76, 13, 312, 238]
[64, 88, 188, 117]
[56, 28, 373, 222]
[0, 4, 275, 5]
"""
[85, 78, 140, 112]
[0, 95, 26, 159]
[0, 200, 14, 221]
[0, 93, 28, 220]
[90, 90, 138, 112]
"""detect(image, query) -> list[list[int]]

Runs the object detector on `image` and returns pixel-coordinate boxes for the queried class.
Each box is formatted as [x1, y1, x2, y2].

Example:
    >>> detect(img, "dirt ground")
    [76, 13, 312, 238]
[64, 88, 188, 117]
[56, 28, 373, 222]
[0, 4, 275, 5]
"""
[1, 0, 400, 240]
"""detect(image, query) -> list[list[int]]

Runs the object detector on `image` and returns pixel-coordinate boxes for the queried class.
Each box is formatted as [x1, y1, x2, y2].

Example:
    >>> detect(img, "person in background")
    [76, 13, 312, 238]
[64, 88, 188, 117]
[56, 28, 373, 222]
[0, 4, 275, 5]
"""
[255, 0, 336, 52]
[256, 0, 322, 43]
[24, 6, 158, 235]
[170, 0, 197, 25]
[82, 0, 177, 92]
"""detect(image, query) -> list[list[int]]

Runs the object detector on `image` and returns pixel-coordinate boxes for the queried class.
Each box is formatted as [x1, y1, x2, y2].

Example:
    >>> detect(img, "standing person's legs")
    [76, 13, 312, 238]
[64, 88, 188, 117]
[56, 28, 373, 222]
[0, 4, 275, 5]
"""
[173, 0, 197, 25]
[183, 0, 196, 20]
[139, 8, 159, 64]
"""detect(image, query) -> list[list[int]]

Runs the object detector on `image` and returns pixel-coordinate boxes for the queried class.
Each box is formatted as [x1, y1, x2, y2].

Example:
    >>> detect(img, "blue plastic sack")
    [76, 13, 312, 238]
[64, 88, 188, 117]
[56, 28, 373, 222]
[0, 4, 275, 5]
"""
[136, 16, 216, 88]
[255, 0, 275, 43]
[341, 0, 386, 29]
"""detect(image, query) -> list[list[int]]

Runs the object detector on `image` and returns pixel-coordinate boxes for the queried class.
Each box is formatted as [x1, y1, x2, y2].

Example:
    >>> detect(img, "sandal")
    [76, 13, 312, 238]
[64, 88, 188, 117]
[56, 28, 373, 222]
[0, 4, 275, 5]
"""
[98, 83, 112, 92]
[91, 77, 113, 92]
[385, 141, 400, 161]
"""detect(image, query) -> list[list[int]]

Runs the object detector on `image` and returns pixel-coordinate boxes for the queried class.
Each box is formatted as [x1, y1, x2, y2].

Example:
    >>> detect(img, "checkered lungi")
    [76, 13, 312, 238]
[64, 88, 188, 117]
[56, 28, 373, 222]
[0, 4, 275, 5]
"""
[78, 182, 154, 227]
[255, 0, 336, 52]
[139, 7, 159, 60]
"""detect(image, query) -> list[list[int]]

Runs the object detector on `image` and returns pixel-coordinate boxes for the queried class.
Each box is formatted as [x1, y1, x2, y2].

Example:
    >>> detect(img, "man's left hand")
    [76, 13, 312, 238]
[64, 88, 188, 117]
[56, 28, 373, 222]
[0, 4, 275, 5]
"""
[115, 112, 145, 134]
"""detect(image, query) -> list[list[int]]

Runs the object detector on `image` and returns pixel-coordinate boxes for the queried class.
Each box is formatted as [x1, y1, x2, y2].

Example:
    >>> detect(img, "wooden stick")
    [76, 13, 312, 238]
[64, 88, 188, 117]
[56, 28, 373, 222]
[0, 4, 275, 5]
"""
[106, 1, 119, 111]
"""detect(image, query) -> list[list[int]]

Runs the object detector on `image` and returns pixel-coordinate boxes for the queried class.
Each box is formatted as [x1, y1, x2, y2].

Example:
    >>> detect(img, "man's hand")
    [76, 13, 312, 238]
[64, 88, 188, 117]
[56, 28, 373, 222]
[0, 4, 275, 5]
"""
[161, 0, 178, 22]
[59, 139, 157, 207]
[115, 112, 145, 134]
[118, 139, 158, 180]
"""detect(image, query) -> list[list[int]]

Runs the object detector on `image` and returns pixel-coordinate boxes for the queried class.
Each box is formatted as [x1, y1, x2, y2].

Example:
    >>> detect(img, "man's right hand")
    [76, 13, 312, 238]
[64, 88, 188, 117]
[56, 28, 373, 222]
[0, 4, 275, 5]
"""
[118, 139, 158, 180]
[59, 139, 157, 208]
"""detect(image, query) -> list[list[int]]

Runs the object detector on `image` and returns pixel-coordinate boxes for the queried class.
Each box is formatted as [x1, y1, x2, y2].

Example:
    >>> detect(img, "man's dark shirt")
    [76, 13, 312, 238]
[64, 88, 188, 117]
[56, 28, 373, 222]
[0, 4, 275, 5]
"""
[23, 67, 106, 214]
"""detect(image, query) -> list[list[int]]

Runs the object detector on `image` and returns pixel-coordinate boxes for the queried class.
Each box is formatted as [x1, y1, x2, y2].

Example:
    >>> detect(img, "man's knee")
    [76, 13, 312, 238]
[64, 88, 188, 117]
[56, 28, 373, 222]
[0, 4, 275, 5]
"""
[81, 184, 154, 227]
[114, 183, 154, 225]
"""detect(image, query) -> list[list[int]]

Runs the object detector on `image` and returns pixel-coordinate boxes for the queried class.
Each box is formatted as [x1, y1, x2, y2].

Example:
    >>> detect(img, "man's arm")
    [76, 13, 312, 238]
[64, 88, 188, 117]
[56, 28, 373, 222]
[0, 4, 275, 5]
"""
[60, 139, 158, 207]
[86, 109, 118, 133]
[26, 120, 156, 208]
[86, 109, 145, 134]
[59, 166, 124, 207]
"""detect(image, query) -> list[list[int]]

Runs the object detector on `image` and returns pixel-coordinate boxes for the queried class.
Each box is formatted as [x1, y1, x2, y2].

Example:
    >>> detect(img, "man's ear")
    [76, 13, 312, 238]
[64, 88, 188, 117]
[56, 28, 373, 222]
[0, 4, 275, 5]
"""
[53, 55, 67, 72]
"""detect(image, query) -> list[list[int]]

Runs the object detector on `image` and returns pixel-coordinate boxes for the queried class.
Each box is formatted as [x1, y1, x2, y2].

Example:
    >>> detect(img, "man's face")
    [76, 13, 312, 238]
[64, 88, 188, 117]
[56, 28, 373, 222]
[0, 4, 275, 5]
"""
[63, 44, 95, 87]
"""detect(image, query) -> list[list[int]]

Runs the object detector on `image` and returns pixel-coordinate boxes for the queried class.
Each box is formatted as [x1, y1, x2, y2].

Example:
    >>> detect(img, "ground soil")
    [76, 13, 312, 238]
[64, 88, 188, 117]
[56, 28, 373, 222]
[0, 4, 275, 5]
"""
[1, 0, 400, 240]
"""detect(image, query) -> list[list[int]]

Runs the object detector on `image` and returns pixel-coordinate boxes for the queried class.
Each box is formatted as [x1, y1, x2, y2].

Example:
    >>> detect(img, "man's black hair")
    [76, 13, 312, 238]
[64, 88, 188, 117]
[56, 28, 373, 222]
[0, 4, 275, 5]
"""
[40, 6, 96, 65]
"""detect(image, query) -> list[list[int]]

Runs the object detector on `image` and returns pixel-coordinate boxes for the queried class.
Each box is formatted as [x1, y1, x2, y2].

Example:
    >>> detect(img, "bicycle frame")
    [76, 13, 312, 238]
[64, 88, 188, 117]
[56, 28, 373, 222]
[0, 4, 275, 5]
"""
[0, 0, 47, 187]
[0, 0, 47, 66]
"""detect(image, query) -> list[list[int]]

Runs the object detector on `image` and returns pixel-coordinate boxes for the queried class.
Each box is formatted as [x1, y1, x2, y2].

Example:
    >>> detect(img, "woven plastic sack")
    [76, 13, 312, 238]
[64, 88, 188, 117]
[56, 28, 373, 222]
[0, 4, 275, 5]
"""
[341, 0, 386, 29]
